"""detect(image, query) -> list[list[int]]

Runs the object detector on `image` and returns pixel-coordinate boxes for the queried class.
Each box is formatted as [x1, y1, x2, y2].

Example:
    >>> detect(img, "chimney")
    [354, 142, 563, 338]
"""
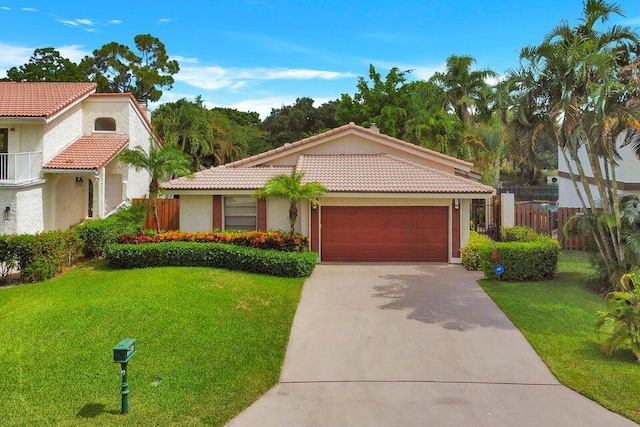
[369, 123, 379, 133]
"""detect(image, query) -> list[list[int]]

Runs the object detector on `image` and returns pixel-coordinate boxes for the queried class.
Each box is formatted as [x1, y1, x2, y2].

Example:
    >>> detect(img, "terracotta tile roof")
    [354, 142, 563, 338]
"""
[162, 154, 493, 194]
[0, 82, 97, 119]
[43, 135, 130, 171]
[224, 122, 474, 171]
[297, 154, 494, 193]
[162, 166, 295, 190]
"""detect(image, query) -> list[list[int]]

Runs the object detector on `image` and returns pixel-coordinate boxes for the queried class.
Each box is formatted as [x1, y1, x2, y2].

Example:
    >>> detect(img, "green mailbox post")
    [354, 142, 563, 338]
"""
[113, 338, 136, 414]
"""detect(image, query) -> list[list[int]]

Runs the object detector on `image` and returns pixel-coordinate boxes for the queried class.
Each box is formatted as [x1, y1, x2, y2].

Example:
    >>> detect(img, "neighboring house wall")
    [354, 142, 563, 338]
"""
[558, 133, 640, 207]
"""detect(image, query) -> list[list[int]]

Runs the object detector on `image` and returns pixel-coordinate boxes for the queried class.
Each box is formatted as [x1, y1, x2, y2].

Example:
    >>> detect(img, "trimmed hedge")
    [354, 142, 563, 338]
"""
[105, 242, 318, 277]
[461, 231, 492, 271]
[478, 238, 560, 281]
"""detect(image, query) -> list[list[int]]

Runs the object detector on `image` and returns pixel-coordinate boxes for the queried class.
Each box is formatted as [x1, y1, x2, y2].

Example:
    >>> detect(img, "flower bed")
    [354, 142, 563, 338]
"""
[115, 230, 309, 252]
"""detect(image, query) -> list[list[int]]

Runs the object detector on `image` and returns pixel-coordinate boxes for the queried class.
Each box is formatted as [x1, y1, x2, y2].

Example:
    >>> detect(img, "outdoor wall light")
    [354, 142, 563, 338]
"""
[75, 177, 84, 187]
[9, 128, 15, 132]
[454, 198, 460, 210]
[4, 206, 10, 221]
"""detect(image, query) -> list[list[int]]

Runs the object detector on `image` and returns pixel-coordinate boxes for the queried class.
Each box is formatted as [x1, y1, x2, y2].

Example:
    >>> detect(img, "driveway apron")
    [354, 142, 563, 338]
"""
[228, 264, 636, 426]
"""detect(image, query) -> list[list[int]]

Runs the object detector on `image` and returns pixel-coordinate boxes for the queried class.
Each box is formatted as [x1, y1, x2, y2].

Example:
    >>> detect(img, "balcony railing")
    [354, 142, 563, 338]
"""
[0, 152, 43, 184]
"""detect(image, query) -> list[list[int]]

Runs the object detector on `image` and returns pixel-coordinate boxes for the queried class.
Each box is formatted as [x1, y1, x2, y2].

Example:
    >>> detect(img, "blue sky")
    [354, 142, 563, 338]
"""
[1, 0, 640, 118]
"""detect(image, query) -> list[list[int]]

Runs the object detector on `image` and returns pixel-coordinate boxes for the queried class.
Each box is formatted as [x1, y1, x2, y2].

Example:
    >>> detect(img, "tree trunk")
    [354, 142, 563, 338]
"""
[149, 179, 160, 232]
[289, 202, 298, 236]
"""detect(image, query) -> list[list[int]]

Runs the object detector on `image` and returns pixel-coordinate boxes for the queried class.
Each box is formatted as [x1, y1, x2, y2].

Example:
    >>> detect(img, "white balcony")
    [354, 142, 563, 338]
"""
[0, 152, 43, 185]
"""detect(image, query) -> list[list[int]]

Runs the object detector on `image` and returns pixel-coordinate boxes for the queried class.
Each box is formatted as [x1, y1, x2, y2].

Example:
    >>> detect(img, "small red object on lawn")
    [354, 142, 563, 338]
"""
[492, 252, 499, 260]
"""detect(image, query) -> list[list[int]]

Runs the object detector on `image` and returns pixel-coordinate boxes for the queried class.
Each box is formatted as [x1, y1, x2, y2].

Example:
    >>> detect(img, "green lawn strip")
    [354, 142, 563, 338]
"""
[479, 251, 640, 424]
[0, 261, 304, 426]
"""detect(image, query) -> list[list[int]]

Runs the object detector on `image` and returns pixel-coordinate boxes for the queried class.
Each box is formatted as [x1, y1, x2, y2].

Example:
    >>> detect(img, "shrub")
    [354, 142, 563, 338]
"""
[597, 272, 640, 361]
[0, 235, 17, 284]
[461, 231, 492, 271]
[478, 237, 560, 281]
[74, 206, 147, 259]
[105, 242, 318, 277]
[115, 230, 309, 252]
[502, 226, 541, 242]
[8, 230, 81, 283]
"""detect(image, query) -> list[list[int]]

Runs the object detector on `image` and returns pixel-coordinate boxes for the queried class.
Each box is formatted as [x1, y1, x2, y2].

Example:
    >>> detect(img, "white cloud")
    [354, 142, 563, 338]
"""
[57, 44, 90, 62]
[0, 44, 33, 74]
[175, 65, 356, 91]
[108, 19, 122, 24]
[21, 7, 37, 12]
[56, 18, 79, 26]
[171, 55, 199, 64]
[216, 97, 297, 119]
[158, 18, 171, 24]
[1, 6, 10, 11]
[55, 18, 94, 28]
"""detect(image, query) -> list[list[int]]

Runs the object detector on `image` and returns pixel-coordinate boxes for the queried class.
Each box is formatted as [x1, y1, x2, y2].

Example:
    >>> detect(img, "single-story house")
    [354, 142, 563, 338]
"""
[162, 123, 494, 263]
[0, 82, 156, 234]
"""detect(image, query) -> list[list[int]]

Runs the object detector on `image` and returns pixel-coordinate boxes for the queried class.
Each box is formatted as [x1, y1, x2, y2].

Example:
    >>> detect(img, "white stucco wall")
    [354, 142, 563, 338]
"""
[558, 132, 640, 207]
[16, 186, 44, 234]
[180, 195, 213, 232]
[42, 105, 83, 162]
[5, 123, 44, 154]
[0, 189, 17, 234]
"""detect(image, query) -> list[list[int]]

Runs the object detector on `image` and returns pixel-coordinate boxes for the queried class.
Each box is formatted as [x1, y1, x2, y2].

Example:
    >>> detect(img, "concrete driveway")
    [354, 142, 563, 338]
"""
[228, 264, 636, 426]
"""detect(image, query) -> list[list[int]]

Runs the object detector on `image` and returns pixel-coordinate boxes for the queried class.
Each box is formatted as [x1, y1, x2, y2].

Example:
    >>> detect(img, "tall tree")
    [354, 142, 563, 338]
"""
[261, 97, 338, 146]
[81, 34, 179, 104]
[3, 47, 89, 82]
[511, 0, 640, 286]
[334, 65, 412, 137]
[152, 97, 214, 170]
[118, 144, 192, 232]
[430, 55, 497, 126]
[254, 171, 327, 236]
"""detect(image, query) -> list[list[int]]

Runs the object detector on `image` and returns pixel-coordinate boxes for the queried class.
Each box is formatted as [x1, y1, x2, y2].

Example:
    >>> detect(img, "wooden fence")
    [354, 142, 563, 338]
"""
[556, 207, 592, 251]
[514, 205, 591, 251]
[132, 198, 180, 231]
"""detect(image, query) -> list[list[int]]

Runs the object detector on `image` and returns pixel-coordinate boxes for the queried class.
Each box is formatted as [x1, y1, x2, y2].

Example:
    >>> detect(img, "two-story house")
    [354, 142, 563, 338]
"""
[0, 82, 156, 234]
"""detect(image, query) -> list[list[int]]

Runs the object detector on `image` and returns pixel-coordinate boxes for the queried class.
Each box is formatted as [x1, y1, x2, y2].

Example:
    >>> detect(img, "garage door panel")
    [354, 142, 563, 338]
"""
[321, 206, 448, 262]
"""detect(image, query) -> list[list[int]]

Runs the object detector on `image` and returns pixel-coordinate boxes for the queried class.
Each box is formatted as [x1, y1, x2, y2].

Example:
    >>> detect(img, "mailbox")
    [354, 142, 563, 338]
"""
[113, 338, 136, 363]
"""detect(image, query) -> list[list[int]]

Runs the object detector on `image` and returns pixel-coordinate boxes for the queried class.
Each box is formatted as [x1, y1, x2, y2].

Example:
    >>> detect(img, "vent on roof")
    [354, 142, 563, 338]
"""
[369, 123, 379, 133]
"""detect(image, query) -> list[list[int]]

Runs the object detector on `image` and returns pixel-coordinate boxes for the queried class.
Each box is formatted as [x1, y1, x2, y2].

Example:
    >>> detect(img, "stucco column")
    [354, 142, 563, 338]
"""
[501, 192, 515, 229]
[94, 169, 105, 218]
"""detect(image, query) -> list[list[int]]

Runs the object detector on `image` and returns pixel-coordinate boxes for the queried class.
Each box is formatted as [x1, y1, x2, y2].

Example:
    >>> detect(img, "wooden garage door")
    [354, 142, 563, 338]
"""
[321, 206, 448, 262]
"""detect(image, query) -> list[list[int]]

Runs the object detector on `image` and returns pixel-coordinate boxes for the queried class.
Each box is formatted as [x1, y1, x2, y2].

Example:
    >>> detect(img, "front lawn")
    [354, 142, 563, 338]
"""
[0, 261, 304, 426]
[479, 251, 640, 423]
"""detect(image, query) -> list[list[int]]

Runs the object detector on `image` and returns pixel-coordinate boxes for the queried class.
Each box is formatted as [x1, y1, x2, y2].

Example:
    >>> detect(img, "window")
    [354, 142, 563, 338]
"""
[94, 117, 116, 132]
[224, 196, 256, 230]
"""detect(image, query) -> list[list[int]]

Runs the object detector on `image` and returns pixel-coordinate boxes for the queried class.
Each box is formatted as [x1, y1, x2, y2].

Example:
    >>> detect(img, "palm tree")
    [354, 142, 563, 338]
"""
[511, 0, 640, 286]
[119, 144, 192, 232]
[151, 97, 214, 170]
[430, 55, 497, 126]
[254, 171, 327, 236]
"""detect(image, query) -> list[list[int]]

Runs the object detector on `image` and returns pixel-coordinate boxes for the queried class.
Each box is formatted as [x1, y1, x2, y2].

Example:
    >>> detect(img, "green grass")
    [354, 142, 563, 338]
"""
[479, 251, 640, 423]
[0, 261, 304, 426]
